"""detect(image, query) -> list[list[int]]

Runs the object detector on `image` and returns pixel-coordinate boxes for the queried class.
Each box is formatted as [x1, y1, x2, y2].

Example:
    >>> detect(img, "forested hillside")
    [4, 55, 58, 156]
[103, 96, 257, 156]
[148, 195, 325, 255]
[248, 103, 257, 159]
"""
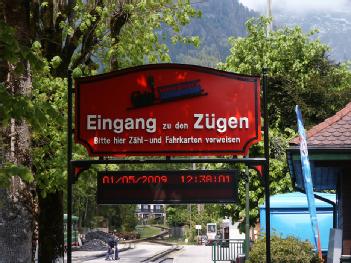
[167, 1, 351, 65]
[165, 0, 258, 66]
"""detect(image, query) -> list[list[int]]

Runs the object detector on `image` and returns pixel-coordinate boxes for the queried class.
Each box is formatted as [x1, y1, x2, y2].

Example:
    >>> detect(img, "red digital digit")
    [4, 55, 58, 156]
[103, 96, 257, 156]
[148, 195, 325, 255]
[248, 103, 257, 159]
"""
[102, 175, 110, 184]
[161, 176, 168, 183]
[141, 176, 147, 184]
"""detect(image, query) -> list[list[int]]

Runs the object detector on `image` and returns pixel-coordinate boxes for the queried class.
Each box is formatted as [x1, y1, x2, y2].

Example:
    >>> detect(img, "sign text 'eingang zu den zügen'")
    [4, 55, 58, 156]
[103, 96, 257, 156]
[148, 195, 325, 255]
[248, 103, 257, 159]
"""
[75, 64, 261, 156]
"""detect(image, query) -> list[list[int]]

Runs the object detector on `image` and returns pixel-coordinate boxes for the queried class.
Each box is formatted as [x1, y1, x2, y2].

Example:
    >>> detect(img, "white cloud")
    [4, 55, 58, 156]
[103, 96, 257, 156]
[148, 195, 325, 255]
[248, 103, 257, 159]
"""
[239, 0, 351, 14]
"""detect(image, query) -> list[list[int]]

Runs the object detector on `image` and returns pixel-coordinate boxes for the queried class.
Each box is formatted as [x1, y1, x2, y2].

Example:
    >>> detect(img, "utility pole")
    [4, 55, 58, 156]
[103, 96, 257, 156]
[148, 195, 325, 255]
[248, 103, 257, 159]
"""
[267, 0, 273, 34]
[267, 0, 272, 17]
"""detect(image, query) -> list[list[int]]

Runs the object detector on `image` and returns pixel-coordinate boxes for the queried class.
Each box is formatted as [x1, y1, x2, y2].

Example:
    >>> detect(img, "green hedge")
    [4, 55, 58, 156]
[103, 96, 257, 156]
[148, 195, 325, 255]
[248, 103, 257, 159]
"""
[247, 236, 323, 263]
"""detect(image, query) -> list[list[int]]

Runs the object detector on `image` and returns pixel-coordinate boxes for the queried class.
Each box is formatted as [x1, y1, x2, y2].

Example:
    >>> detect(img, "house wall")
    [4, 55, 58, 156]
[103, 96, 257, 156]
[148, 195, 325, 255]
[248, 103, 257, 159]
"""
[342, 173, 351, 254]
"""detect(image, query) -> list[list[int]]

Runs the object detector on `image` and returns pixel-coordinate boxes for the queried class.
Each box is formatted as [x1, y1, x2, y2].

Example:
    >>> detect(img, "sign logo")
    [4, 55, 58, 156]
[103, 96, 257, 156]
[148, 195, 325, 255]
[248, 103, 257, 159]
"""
[130, 76, 206, 109]
[75, 64, 261, 156]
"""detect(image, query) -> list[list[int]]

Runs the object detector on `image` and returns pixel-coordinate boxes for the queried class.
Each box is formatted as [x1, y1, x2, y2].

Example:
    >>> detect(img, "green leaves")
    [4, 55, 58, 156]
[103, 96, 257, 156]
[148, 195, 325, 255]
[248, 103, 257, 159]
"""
[247, 235, 322, 263]
[0, 164, 34, 187]
[96, 0, 201, 70]
[0, 83, 59, 131]
[0, 21, 44, 73]
[50, 56, 62, 69]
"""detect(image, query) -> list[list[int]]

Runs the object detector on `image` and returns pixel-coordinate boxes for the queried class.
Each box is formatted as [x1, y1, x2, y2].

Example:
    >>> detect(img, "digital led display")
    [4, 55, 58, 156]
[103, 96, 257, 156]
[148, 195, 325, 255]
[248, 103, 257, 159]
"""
[97, 170, 239, 204]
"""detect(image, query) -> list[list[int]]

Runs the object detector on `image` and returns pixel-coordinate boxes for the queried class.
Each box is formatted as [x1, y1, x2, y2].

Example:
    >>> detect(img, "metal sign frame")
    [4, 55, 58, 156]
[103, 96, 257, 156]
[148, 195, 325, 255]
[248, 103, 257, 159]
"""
[74, 64, 261, 157]
[66, 66, 271, 263]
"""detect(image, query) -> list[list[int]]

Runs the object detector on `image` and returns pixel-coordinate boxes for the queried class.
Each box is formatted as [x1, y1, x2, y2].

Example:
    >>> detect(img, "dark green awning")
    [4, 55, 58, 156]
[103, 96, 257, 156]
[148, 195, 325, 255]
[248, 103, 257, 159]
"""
[286, 146, 351, 191]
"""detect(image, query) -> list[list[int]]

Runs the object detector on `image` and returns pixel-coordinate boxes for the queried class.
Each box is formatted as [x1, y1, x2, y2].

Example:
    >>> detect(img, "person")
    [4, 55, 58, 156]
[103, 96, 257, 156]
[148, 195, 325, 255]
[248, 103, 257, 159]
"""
[215, 230, 223, 241]
[113, 231, 120, 260]
[105, 237, 115, 261]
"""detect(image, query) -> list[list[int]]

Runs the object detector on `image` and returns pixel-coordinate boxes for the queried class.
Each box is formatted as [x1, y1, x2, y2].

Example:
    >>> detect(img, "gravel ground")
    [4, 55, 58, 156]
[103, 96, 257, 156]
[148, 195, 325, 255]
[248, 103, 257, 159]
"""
[79, 239, 108, 251]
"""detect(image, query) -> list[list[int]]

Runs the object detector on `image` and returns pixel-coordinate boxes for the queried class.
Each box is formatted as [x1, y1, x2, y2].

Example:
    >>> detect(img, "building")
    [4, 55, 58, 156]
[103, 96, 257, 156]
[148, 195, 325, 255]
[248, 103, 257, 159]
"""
[287, 102, 351, 260]
[136, 204, 165, 224]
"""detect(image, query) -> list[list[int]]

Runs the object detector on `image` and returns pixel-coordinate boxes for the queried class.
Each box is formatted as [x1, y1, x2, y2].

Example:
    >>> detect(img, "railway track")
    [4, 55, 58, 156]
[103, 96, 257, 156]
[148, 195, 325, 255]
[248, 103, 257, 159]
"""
[141, 245, 181, 262]
[75, 226, 178, 262]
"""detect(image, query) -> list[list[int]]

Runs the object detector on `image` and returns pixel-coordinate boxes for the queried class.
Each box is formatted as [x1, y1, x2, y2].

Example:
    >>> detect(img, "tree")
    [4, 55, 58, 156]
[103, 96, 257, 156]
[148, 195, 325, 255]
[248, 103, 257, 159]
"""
[217, 17, 351, 228]
[1, 0, 200, 261]
[0, 1, 36, 262]
[166, 204, 222, 241]
[219, 17, 351, 130]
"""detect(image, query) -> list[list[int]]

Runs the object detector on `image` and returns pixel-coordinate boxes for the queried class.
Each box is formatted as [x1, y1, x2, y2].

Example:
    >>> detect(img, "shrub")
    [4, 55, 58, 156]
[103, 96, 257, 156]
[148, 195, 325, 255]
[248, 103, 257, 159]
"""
[247, 235, 323, 263]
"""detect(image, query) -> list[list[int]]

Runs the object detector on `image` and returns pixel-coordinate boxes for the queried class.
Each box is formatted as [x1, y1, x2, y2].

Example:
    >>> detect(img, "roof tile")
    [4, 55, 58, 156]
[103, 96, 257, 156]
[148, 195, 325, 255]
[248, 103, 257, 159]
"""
[291, 102, 351, 146]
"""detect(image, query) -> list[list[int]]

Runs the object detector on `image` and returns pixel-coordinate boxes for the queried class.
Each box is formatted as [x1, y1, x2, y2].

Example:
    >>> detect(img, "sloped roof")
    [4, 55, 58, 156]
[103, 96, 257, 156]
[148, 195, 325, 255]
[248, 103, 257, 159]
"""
[291, 102, 351, 147]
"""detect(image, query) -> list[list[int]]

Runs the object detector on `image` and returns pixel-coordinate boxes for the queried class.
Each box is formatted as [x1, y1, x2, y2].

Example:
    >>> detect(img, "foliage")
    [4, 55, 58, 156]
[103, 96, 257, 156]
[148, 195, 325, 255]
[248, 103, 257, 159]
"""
[166, 205, 189, 226]
[0, 21, 44, 73]
[48, 0, 201, 75]
[0, 22, 59, 187]
[0, 164, 34, 186]
[99, 205, 138, 232]
[218, 16, 351, 130]
[166, 204, 222, 242]
[247, 235, 322, 263]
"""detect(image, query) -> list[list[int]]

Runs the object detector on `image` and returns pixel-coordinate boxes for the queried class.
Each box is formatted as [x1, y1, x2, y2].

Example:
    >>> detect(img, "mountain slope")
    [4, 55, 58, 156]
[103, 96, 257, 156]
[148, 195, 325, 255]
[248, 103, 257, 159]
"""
[167, 0, 258, 66]
[273, 10, 351, 62]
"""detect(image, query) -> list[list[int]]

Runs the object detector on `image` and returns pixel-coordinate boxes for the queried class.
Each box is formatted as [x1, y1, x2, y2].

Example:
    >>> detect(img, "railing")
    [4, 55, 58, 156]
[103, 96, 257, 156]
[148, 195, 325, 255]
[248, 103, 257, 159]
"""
[136, 208, 164, 213]
[212, 239, 245, 262]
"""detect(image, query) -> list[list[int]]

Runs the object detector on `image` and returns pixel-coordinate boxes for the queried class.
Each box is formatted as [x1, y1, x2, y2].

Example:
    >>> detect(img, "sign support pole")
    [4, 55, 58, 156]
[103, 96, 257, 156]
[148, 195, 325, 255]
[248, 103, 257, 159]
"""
[245, 154, 250, 258]
[67, 69, 73, 263]
[263, 68, 271, 263]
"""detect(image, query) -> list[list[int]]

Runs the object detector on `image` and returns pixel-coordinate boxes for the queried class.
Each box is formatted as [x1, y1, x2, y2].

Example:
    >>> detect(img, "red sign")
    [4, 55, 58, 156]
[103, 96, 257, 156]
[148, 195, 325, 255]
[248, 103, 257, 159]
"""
[75, 64, 261, 156]
[97, 170, 238, 204]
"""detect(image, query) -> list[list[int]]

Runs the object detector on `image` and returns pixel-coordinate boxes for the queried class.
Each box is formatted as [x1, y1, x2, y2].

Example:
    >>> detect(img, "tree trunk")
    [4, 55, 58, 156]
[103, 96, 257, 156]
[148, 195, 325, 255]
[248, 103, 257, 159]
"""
[38, 191, 64, 262]
[0, 0, 36, 262]
[0, 189, 34, 263]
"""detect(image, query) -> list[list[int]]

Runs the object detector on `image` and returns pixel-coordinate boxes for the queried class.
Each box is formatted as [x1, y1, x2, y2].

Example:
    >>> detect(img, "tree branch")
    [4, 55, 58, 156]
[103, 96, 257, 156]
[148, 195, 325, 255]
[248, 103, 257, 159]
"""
[56, 0, 103, 77]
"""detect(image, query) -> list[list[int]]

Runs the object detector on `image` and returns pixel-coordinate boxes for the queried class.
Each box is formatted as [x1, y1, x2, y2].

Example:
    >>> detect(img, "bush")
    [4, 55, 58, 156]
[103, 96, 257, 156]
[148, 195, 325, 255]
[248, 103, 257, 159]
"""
[247, 235, 323, 263]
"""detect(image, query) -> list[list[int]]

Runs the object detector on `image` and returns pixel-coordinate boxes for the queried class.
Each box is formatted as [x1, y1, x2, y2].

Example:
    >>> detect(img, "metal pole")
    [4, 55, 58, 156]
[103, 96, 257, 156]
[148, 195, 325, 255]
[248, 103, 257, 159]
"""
[245, 156, 250, 258]
[67, 69, 73, 263]
[262, 68, 271, 263]
[297, 187, 337, 228]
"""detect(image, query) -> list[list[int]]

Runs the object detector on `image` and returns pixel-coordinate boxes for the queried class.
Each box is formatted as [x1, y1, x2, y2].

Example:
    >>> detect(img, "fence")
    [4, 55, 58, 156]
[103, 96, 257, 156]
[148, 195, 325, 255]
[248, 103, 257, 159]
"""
[212, 239, 245, 262]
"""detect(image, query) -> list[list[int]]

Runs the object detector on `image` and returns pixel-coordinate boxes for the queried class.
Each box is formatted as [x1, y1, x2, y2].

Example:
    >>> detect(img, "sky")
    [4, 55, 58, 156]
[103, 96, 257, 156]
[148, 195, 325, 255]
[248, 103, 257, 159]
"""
[238, 0, 351, 14]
